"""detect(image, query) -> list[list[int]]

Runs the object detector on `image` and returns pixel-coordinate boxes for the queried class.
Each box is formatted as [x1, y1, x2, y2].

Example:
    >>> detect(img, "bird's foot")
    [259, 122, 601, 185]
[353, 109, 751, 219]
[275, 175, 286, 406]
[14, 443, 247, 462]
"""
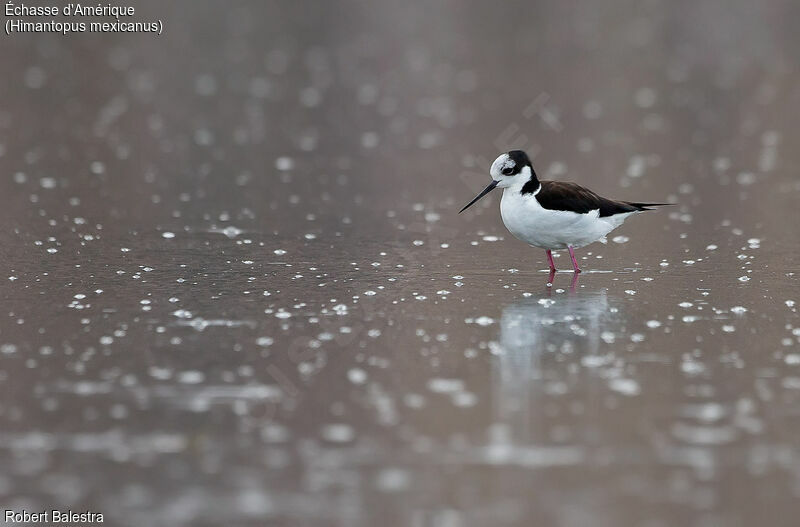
[567, 246, 582, 274]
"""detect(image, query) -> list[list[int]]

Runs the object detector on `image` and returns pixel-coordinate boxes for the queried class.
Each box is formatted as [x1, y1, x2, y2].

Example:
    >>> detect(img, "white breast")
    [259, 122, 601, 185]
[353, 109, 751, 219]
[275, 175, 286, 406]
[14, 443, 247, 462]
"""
[499, 189, 634, 250]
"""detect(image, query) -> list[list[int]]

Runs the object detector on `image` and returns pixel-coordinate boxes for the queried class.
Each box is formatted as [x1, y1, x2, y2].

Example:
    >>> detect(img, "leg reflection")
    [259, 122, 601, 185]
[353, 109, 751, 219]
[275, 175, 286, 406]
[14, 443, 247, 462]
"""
[570, 271, 580, 293]
[544, 269, 581, 293]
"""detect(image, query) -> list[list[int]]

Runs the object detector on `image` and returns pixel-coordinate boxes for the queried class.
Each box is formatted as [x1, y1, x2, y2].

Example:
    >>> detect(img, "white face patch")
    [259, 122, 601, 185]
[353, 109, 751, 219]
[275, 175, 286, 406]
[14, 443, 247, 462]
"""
[489, 154, 514, 180]
[490, 153, 532, 189]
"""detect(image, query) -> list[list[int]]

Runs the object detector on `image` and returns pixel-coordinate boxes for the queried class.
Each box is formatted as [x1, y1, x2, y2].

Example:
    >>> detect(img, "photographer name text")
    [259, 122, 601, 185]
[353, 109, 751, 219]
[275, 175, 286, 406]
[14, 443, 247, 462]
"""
[4, 509, 104, 523]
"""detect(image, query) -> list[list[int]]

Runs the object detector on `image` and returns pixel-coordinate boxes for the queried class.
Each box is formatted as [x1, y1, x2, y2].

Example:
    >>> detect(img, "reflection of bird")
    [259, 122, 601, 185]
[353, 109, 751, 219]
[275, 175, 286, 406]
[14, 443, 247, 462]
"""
[460, 150, 670, 273]
[496, 292, 613, 443]
[499, 292, 612, 364]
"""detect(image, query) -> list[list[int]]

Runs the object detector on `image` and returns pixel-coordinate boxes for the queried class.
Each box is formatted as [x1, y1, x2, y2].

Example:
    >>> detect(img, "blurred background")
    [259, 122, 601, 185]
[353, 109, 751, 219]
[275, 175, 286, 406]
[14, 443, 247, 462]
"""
[1, 1, 799, 526]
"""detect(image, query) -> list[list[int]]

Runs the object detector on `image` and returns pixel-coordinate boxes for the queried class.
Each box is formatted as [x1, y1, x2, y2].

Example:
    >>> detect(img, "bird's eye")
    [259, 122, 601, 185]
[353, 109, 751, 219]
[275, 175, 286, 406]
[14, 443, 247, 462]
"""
[502, 167, 514, 175]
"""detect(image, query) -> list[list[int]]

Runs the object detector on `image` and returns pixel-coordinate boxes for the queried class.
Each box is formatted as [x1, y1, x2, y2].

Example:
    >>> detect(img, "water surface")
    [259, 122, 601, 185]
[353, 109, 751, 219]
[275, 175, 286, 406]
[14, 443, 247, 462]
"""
[1, 1, 799, 526]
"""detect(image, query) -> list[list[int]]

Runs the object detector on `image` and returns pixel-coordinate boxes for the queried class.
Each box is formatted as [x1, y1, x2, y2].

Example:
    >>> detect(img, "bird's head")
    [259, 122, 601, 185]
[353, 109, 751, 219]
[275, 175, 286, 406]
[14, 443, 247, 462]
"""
[460, 150, 538, 213]
[490, 150, 535, 188]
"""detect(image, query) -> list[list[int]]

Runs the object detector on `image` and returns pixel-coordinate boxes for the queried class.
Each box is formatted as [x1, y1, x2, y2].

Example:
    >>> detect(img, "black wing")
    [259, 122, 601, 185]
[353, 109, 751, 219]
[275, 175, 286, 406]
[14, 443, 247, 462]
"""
[536, 181, 664, 217]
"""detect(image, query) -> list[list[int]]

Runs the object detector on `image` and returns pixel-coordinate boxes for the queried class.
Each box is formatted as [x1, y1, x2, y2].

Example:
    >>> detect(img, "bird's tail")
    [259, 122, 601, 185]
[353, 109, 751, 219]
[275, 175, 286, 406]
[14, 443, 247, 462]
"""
[625, 201, 674, 211]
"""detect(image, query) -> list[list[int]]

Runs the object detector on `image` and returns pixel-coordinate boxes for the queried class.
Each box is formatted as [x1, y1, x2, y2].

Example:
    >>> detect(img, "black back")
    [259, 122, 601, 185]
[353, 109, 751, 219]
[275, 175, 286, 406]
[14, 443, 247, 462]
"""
[535, 181, 644, 217]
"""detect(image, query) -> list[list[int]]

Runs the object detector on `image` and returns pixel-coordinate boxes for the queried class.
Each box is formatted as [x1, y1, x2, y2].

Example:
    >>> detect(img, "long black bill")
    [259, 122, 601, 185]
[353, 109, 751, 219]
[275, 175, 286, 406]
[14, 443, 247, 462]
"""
[459, 180, 498, 213]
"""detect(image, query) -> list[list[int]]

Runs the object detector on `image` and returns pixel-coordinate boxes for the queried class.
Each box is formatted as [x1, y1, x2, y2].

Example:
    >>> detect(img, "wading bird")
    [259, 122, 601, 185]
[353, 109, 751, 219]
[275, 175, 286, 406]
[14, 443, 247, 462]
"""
[460, 150, 670, 273]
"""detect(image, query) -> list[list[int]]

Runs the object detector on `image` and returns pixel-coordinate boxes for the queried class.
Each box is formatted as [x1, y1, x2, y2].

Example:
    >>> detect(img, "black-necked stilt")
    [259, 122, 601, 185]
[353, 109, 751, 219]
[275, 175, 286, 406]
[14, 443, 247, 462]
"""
[459, 150, 671, 273]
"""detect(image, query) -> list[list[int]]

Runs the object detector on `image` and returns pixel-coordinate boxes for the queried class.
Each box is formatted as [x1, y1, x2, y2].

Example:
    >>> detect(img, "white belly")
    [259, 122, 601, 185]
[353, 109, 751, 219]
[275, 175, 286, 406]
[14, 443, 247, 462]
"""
[500, 189, 634, 250]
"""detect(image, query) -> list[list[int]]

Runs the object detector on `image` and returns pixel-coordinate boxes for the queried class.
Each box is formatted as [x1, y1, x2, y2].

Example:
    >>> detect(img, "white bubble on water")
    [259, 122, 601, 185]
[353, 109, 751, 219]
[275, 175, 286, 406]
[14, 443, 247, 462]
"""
[375, 468, 410, 493]
[178, 371, 205, 384]
[681, 360, 705, 375]
[730, 306, 747, 314]
[581, 355, 608, 368]
[612, 235, 630, 244]
[300, 87, 322, 107]
[275, 157, 295, 171]
[347, 368, 367, 384]
[428, 378, 464, 393]
[162, 232, 175, 239]
[425, 212, 441, 223]
[215, 226, 242, 239]
[361, 132, 379, 148]
[634, 87, 657, 108]
[321, 423, 355, 442]
[452, 391, 478, 407]
[627, 156, 646, 178]
[609, 378, 640, 396]
[737, 172, 756, 185]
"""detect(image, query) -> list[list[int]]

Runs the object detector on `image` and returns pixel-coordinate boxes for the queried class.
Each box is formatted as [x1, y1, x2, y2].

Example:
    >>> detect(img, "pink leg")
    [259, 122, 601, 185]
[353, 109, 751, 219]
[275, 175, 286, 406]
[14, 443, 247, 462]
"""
[545, 250, 556, 271]
[568, 245, 582, 273]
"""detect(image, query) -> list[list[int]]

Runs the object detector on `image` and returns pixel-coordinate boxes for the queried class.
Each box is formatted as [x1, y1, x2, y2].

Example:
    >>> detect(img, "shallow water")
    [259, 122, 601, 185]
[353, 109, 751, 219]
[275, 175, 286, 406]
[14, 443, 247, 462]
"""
[1, 1, 800, 526]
